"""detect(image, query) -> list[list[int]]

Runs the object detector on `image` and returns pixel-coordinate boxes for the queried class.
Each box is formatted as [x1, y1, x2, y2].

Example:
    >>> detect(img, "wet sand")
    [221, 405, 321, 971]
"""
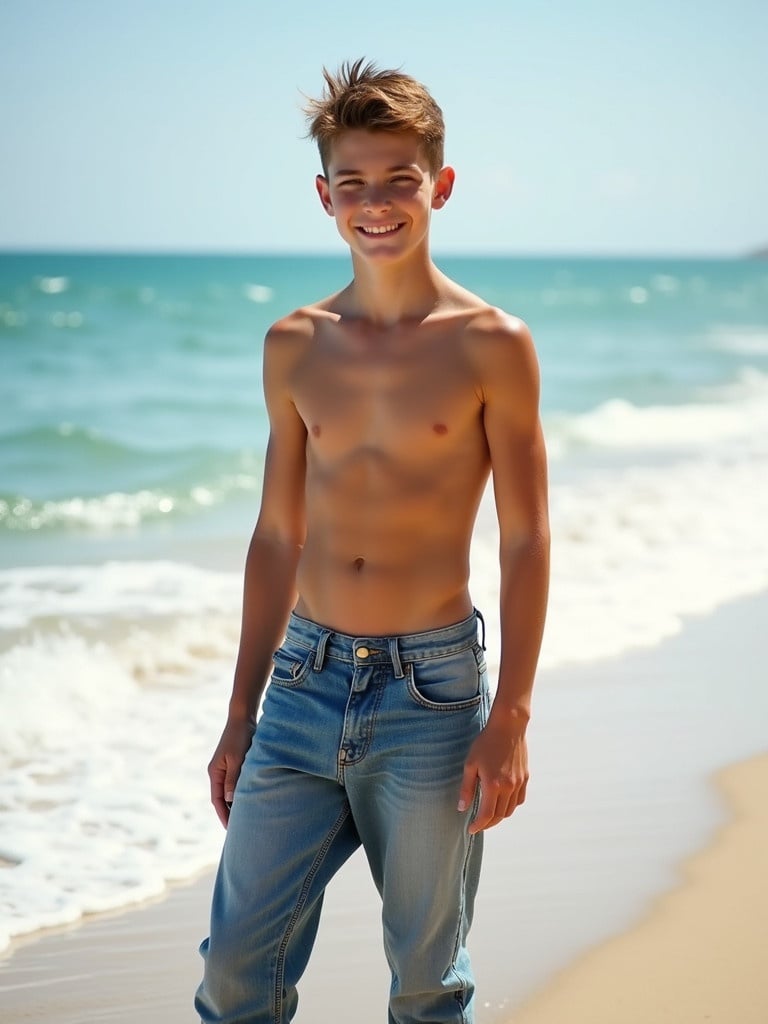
[511, 752, 768, 1024]
[2, 591, 767, 1023]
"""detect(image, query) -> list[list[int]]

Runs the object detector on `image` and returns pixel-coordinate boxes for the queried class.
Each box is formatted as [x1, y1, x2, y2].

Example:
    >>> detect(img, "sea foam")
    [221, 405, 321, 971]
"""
[3, 390, 768, 950]
[545, 369, 768, 457]
[473, 387, 768, 668]
[0, 561, 242, 950]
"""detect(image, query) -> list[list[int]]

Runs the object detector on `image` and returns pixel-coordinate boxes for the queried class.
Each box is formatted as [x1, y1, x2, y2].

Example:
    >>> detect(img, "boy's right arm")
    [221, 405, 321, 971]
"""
[208, 319, 308, 827]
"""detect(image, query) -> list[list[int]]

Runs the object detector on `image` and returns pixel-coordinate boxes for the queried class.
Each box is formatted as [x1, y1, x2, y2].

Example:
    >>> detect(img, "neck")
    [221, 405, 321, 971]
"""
[347, 249, 443, 327]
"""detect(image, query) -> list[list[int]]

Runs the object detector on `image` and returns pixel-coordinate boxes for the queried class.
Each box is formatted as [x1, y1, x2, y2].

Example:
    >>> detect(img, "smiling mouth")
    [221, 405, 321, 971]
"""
[356, 223, 405, 236]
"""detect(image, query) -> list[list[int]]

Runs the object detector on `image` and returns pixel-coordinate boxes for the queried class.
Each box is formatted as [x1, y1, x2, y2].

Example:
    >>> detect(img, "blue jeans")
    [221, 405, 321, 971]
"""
[196, 609, 489, 1024]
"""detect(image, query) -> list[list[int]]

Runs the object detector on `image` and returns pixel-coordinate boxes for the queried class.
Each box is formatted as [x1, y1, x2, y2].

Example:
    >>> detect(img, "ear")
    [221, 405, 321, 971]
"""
[432, 166, 456, 209]
[315, 175, 334, 216]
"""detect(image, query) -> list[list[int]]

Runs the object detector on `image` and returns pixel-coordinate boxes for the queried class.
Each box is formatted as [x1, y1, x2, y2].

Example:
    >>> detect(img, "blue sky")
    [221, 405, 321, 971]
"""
[1, 0, 766, 255]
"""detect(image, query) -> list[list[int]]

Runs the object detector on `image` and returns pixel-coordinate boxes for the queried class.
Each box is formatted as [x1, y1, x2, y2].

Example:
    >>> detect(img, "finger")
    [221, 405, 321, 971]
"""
[457, 763, 478, 814]
[499, 775, 528, 820]
[501, 791, 519, 819]
[212, 795, 231, 829]
[224, 762, 242, 807]
[208, 761, 232, 830]
[468, 786, 499, 835]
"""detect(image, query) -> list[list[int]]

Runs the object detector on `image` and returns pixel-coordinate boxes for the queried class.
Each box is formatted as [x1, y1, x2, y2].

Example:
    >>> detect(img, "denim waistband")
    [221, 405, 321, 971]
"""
[284, 608, 485, 679]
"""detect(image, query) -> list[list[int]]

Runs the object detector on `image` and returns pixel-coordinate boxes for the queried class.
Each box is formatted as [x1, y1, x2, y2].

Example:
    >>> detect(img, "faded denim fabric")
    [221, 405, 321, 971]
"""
[197, 609, 489, 1024]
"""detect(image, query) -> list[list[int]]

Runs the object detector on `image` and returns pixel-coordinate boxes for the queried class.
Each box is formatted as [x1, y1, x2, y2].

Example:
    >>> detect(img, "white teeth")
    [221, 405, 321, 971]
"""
[360, 224, 400, 235]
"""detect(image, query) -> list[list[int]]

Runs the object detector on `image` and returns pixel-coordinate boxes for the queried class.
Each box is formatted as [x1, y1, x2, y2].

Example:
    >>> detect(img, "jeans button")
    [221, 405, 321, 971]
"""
[357, 646, 370, 659]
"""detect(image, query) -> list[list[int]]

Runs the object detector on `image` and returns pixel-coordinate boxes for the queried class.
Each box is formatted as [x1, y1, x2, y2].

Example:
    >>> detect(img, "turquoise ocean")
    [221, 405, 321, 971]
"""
[2, 252, 768, 954]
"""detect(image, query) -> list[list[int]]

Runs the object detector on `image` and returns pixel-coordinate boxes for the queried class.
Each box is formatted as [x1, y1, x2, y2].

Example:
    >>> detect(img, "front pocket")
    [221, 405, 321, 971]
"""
[270, 643, 314, 688]
[405, 645, 484, 711]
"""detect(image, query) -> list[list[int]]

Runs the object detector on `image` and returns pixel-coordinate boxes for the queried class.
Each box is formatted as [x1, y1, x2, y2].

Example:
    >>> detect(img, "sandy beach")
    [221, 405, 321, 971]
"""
[1, 590, 767, 1023]
[511, 752, 768, 1024]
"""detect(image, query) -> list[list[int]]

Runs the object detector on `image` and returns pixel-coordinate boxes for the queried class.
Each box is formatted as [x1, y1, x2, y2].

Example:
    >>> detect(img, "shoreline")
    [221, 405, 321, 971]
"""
[508, 751, 768, 1024]
[1, 590, 767, 1022]
[3, 755, 766, 1023]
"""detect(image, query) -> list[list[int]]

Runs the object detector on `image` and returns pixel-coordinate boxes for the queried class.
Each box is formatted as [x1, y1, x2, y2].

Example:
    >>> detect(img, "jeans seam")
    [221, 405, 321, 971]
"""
[338, 670, 387, 775]
[449, 831, 476, 1023]
[404, 664, 484, 713]
[272, 803, 351, 1024]
[271, 645, 315, 687]
[358, 670, 387, 759]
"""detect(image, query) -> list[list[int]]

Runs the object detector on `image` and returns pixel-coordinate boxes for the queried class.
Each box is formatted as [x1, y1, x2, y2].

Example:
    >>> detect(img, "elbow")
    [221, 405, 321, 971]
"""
[500, 518, 550, 561]
[499, 528, 550, 583]
[251, 516, 306, 554]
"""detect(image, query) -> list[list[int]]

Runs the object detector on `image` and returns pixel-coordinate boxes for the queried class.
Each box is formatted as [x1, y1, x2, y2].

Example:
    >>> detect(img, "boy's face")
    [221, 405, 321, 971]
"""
[315, 130, 454, 262]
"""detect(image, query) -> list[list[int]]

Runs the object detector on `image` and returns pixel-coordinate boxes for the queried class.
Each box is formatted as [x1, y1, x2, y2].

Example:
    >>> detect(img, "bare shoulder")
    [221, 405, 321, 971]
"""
[264, 306, 318, 355]
[462, 305, 540, 409]
[259, 310, 318, 415]
[262, 301, 338, 376]
[464, 304, 537, 362]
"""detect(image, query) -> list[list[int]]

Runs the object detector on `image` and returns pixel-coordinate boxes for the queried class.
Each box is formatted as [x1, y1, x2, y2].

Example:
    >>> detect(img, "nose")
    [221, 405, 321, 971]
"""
[362, 186, 392, 212]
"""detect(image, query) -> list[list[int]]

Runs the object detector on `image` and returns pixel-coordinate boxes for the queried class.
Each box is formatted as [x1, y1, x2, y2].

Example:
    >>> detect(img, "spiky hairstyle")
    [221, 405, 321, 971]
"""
[304, 59, 445, 176]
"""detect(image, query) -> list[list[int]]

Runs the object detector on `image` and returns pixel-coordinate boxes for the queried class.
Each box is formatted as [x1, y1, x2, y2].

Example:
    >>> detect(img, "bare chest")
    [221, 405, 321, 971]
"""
[291, 337, 484, 462]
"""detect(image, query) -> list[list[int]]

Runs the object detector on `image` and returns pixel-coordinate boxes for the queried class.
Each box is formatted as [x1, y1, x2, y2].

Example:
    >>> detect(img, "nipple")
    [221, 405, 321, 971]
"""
[433, 423, 448, 435]
[311, 424, 322, 437]
[353, 556, 365, 573]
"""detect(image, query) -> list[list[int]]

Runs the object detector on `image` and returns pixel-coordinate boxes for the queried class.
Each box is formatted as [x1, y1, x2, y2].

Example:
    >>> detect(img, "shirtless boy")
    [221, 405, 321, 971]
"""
[196, 60, 550, 1024]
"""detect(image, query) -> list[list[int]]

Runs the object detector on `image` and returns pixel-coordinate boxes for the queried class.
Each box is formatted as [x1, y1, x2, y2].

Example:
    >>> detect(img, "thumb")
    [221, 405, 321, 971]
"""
[457, 762, 478, 813]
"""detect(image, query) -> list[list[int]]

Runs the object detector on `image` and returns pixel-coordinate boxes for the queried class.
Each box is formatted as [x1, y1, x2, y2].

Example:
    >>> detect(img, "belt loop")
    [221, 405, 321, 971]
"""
[388, 637, 404, 679]
[475, 608, 486, 651]
[314, 629, 331, 671]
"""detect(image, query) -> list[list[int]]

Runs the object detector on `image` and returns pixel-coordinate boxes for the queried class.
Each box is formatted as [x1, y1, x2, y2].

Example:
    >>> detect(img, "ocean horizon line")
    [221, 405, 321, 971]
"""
[0, 246, 758, 262]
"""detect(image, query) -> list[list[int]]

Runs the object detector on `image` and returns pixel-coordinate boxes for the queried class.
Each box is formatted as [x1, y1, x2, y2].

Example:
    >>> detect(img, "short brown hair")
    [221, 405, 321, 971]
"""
[304, 59, 445, 176]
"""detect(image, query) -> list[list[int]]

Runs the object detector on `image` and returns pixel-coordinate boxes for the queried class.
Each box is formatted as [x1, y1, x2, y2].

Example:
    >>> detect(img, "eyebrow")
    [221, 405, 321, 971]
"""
[332, 164, 418, 178]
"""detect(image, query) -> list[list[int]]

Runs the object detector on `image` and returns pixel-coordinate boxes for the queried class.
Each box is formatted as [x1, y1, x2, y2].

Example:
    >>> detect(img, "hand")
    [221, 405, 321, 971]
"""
[457, 711, 529, 834]
[208, 717, 255, 828]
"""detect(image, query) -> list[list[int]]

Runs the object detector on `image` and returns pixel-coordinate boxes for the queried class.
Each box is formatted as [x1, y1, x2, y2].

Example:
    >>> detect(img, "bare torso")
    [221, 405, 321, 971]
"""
[287, 295, 493, 635]
[207, 128, 548, 834]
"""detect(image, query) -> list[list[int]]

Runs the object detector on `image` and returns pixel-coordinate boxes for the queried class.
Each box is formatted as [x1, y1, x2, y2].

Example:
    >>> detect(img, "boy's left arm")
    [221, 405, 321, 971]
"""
[458, 313, 550, 834]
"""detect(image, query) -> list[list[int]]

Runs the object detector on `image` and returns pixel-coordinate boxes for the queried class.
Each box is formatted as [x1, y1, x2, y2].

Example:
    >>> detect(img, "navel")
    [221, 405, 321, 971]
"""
[433, 422, 448, 436]
[311, 423, 322, 438]
[353, 556, 365, 573]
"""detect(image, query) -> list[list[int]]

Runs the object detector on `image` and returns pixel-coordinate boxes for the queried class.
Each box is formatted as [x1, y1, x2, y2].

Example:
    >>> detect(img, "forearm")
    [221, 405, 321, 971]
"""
[227, 530, 302, 722]
[492, 533, 550, 723]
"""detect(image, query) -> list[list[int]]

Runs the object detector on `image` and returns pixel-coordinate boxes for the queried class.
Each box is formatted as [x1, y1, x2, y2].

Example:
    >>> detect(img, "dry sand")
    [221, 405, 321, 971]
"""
[511, 753, 768, 1024]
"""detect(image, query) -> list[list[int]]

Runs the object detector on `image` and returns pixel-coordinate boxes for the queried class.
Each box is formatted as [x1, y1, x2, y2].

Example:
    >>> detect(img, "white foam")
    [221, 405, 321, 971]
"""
[707, 324, 768, 355]
[0, 475, 260, 533]
[243, 284, 273, 303]
[471, 443, 768, 672]
[0, 566, 242, 949]
[0, 560, 241, 631]
[35, 276, 69, 294]
[542, 454, 768, 666]
[546, 375, 768, 456]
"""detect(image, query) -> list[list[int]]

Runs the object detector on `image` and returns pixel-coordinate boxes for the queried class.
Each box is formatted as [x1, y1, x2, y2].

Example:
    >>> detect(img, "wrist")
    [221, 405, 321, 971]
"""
[226, 700, 255, 724]
[488, 700, 530, 728]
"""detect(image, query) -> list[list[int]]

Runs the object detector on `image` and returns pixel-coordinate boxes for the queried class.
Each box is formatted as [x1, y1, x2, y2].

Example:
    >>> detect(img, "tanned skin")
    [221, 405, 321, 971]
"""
[208, 129, 550, 836]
